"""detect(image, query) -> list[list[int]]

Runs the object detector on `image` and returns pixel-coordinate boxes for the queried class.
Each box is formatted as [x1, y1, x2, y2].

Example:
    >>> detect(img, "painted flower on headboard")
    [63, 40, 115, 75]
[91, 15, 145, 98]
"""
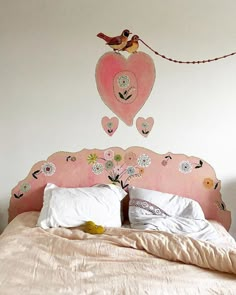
[87, 149, 151, 189]
[179, 161, 193, 174]
[32, 162, 56, 179]
[203, 178, 214, 189]
[14, 182, 31, 199]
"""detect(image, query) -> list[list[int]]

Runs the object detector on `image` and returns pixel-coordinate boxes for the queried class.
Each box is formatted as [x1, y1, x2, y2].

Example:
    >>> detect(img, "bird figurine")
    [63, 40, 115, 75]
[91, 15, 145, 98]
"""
[122, 35, 140, 53]
[97, 29, 132, 52]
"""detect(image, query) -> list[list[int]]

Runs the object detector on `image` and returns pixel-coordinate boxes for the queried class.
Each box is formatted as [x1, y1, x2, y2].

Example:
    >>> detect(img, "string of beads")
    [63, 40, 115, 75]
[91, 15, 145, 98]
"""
[139, 39, 236, 64]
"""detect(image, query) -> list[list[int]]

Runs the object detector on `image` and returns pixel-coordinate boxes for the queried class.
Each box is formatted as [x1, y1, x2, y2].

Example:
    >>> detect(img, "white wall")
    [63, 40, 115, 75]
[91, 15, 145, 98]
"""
[0, 0, 236, 236]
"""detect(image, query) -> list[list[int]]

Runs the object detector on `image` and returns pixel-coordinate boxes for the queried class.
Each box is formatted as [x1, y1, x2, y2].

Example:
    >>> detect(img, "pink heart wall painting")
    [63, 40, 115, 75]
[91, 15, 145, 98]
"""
[136, 117, 154, 137]
[95, 51, 156, 127]
[101, 116, 119, 136]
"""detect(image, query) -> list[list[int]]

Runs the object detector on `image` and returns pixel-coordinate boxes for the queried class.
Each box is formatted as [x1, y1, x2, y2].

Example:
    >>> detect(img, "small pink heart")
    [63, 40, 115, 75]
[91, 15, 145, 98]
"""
[101, 116, 119, 136]
[136, 117, 154, 137]
[96, 52, 155, 126]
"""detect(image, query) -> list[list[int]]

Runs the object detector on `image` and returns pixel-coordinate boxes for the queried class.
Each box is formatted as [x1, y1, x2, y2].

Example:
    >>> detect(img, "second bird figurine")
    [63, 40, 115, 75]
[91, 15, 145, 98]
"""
[122, 35, 140, 53]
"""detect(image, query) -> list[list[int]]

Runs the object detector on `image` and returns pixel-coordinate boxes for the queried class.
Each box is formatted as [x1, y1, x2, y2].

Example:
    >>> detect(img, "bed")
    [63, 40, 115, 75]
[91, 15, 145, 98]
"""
[1, 146, 236, 294]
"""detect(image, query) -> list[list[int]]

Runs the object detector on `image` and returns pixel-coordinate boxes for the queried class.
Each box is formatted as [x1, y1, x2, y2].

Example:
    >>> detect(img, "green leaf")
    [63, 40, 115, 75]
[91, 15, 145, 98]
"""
[125, 94, 132, 100]
[119, 92, 125, 99]
[32, 170, 40, 179]
[115, 174, 119, 181]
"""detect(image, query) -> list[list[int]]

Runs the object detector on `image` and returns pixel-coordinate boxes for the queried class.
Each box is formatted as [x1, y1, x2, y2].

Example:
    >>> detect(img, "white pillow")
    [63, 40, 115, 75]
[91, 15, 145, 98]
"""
[37, 183, 127, 229]
[128, 186, 220, 242]
[128, 186, 205, 220]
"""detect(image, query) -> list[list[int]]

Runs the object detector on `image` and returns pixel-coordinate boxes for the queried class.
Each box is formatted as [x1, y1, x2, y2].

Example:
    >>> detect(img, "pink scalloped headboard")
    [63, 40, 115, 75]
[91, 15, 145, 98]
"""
[9, 146, 231, 230]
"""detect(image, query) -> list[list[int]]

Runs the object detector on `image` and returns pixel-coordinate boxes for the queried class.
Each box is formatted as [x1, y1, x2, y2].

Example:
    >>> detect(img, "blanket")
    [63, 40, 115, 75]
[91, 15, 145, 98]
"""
[0, 212, 236, 295]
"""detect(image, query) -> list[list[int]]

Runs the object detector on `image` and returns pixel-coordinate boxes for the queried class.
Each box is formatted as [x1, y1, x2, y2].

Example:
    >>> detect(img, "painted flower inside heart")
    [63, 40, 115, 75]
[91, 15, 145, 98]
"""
[106, 121, 114, 134]
[118, 75, 130, 88]
[114, 71, 137, 104]
[136, 117, 154, 137]
[141, 121, 150, 135]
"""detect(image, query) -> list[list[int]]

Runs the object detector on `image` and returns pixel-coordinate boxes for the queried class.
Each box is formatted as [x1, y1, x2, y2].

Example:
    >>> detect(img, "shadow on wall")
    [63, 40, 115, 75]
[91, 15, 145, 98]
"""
[221, 179, 236, 239]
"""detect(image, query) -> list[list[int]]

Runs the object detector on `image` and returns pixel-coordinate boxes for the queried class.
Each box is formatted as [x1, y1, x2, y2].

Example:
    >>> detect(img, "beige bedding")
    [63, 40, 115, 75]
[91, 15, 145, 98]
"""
[0, 212, 236, 295]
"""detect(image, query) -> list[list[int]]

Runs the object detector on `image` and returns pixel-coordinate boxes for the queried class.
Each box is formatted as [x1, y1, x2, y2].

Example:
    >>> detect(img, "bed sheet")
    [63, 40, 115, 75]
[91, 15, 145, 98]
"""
[0, 212, 236, 295]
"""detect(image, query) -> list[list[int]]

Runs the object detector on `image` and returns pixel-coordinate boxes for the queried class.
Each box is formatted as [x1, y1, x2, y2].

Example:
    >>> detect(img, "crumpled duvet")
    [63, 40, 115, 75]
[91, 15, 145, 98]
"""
[0, 212, 236, 295]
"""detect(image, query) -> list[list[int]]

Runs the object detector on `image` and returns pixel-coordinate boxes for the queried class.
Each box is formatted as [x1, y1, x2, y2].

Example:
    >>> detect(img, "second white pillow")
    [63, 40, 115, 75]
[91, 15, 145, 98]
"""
[128, 186, 221, 243]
